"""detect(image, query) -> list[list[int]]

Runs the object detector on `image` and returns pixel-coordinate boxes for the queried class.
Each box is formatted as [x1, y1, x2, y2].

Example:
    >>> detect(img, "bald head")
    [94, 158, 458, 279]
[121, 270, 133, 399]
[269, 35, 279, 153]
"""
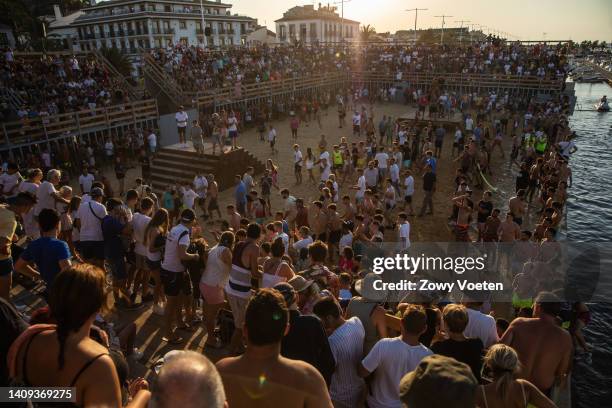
[151, 351, 225, 408]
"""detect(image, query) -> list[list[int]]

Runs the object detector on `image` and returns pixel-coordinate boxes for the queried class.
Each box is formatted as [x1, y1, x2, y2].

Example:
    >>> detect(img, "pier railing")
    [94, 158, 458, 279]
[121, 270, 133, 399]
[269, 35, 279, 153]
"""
[1, 99, 159, 151]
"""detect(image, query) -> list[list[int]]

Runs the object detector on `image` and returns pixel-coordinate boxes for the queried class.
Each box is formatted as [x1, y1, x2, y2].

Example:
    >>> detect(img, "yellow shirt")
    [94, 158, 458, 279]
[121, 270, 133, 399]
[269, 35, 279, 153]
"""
[0, 206, 17, 260]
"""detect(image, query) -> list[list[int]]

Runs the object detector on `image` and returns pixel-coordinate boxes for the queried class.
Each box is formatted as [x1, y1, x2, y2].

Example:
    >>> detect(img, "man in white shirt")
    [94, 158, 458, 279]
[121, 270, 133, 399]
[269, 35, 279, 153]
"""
[104, 139, 114, 165]
[273, 221, 289, 254]
[359, 305, 433, 408]
[182, 183, 198, 210]
[161, 209, 200, 343]
[293, 144, 303, 185]
[389, 158, 400, 193]
[75, 187, 107, 268]
[402, 170, 415, 215]
[132, 197, 154, 303]
[0, 163, 23, 198]
[193, 172, 208, 216]
[352, 111, 361, 137]
[375, 147, 389, 180]
[465, 115, 474, 134]
[313, 297, 365, 408]
[34, 169, 69, 216]
[175, 106, 189, 146]
[316, 148, 330, 178]
[462, 301, 499, 348]
[397, 212, 411, 250]
[353, 168, 367, 203]
[78, 168, 95, 194]
[320, 158, 331, 182]
[147, 130, 157, 155]
[292, 226, 313, 253]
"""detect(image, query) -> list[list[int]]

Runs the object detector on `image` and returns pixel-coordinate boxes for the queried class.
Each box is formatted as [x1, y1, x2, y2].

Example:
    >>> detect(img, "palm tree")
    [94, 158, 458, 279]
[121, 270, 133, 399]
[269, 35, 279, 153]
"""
[360, 24, 376, 42]
[100, 46, 132, 77]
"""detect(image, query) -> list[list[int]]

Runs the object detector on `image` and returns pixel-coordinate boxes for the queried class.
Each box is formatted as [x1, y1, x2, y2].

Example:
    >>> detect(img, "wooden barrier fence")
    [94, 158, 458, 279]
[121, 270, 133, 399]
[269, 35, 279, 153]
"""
[1, 99, 159, 152]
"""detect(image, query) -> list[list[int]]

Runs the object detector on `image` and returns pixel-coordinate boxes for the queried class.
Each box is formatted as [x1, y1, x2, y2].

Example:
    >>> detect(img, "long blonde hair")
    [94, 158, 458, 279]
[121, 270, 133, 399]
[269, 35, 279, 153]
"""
[484, 344, 521, 400]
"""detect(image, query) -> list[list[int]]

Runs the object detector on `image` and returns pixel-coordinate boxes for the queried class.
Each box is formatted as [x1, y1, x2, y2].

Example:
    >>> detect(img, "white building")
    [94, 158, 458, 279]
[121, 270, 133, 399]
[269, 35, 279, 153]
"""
[246, 26, 276, 47]
[275, 4, 359, 45]
[46, 6, 84, 51]
[71, 0, 257, 53]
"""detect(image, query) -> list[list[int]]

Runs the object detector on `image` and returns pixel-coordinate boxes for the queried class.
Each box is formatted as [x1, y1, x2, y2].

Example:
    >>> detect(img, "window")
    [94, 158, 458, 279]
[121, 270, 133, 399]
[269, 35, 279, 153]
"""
[196, 22, 201, 30]
[300, 24, 306, 39]
[289, 24, 295, 38]
[164, 5, 171, 12]
[180, 37, 188, 45]
[310, 23, 317, 39]
[179, 21, 186, 29]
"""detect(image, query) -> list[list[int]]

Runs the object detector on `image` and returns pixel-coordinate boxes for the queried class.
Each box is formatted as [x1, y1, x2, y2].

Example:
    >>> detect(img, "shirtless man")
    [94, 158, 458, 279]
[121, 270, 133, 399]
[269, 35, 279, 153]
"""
[498, 212, 520, 272]
[340, 195, 355, 223]
[501, 291, 572, 396]
[508, 189, 527, 226]
[452, 193, 474, 242]
[226, 204, 242, 232]
[309, 201, 328, 242]
[326, 204, 343, 263]
[217, 289, 332, 408]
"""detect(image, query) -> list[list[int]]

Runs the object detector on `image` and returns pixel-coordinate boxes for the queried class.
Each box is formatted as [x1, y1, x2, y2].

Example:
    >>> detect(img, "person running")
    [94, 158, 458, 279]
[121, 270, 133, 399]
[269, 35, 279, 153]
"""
[217, 289, 332, 408]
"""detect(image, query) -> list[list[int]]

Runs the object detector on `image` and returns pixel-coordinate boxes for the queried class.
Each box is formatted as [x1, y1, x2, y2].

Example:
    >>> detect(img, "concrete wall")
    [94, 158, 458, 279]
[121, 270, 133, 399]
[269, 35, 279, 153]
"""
[157, 108, 198, 146]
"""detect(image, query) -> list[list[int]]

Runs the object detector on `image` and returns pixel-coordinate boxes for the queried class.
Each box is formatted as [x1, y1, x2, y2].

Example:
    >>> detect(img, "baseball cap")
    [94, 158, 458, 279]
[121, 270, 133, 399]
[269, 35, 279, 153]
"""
[273, 282, 297, 307]
[90, 187, 104, 198]
[399, 355, 477, 408]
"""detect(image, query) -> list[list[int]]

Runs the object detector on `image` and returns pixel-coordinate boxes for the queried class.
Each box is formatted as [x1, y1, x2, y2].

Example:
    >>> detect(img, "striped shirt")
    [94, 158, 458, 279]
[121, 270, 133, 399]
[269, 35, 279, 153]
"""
[328, 317, 365, 407]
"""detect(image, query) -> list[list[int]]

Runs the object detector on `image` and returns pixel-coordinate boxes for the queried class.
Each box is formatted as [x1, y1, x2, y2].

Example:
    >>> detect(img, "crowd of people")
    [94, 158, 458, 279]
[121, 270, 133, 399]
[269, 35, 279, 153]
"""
[0, 40, 588, 408]
[150, 41, 570, 95]
[1, 49, 131, 122]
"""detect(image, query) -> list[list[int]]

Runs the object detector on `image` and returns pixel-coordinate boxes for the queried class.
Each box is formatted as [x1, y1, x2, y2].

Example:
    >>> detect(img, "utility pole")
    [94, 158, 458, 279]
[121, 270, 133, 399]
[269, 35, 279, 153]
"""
[434, 14, 453, 45]
[405, 8, 428, 44]
[333, 0, 351, 43]
[454, 19, 470, 45]
[199, 0, 207, 47]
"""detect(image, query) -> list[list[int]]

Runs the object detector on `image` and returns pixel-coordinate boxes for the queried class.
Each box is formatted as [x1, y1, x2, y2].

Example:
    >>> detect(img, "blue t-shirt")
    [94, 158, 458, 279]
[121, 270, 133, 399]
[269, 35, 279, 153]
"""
[102, 216, 126, 258]
[163, 192, 174, 210]
[235, 181, 247, 204]
[426, 157, 437, 174]
[21, 237, 71, 288]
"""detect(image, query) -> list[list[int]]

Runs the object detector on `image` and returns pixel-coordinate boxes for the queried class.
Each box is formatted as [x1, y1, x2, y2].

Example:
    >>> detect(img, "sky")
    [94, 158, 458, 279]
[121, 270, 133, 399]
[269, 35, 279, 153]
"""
[231, 0, 612, 42]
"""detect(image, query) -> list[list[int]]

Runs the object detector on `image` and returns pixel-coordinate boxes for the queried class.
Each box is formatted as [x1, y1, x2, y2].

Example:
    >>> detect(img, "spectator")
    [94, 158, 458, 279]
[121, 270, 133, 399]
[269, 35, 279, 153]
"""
[15, 208, 71, 296]
[462, 300, 499, 348]
[75, 187, 106, 268]
[347, 273, 389, 355]
[476, 344, 556, 408]
[216, 288, 332, 407]
[313, 296, 365, 408]
[10, 264, 148, 407]
[359, 304, 433, 408]
[431, 304, 484, 382]
[399, 354, 478, 408]
[102, 198, 133, 308]
[274, 281, 335, 386]
[33, 169, 69, 216]
[151, 351, 225, 408]
[160, 209, 199, 344]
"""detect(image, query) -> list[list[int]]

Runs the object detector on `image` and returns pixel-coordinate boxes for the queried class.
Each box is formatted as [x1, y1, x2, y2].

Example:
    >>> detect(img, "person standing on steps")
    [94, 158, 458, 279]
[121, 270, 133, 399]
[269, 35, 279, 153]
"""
[175, 105, 188, 147]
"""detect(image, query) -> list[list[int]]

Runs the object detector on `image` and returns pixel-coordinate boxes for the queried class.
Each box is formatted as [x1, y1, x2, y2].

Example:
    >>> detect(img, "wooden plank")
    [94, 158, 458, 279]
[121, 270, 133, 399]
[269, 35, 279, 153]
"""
[385, 313, 402, 335]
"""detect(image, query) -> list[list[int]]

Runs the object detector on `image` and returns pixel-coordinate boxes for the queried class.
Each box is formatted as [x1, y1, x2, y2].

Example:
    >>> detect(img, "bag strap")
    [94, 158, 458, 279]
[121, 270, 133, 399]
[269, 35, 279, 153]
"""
[88, 202, 104, 222]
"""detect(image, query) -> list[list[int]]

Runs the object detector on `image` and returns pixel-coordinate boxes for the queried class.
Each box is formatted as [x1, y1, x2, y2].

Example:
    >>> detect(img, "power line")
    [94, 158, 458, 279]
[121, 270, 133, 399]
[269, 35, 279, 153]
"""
[434, 14, 453, 45]
[454, 19, 470, 44]
[405, 8, 428, 44]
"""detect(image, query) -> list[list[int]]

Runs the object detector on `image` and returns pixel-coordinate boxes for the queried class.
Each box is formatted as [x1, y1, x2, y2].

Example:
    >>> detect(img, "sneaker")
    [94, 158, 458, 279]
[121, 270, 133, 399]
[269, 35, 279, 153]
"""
[153, 303, 165, 315]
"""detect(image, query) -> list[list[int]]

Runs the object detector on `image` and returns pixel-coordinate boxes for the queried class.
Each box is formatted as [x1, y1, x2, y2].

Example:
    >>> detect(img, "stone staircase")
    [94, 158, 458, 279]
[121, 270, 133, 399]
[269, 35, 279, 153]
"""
[141, 51, 190, 114]
[150, 146, 266, 193]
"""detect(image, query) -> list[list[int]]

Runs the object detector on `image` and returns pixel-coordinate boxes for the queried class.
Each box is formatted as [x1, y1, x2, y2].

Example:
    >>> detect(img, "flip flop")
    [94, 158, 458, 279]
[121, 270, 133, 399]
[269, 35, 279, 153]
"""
[162, 336, 184, 345]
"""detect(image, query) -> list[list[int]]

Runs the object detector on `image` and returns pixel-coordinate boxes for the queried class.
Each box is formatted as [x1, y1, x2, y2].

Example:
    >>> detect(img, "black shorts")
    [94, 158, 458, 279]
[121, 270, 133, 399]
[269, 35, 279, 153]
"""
[160, 269, 192, 297]
[80, 241, 105, 261]
[435, 140, 443, 148]
[353, 125, 360, 133]
[208, 197, 219, 211]
[328, 230, 341, 244]
[419, 105, 426, 112]
[0, 258, 13, 277]
[404, 195, 413, 203]
[146, 259, 161, 270]
[294, 164, 302, 173]
[513, 216, 523, 226]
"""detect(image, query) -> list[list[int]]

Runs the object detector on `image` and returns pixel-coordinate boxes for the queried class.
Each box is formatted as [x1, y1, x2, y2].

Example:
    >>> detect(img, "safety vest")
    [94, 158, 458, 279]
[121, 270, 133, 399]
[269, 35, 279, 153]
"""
[332, 151, 343, 165]
[535, 138, 547, 154]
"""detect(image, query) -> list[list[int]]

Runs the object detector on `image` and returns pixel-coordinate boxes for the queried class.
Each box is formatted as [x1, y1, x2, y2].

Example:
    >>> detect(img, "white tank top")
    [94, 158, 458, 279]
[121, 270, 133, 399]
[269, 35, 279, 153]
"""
[261, 260, 288, 288]
[200, 245, 231, 288]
